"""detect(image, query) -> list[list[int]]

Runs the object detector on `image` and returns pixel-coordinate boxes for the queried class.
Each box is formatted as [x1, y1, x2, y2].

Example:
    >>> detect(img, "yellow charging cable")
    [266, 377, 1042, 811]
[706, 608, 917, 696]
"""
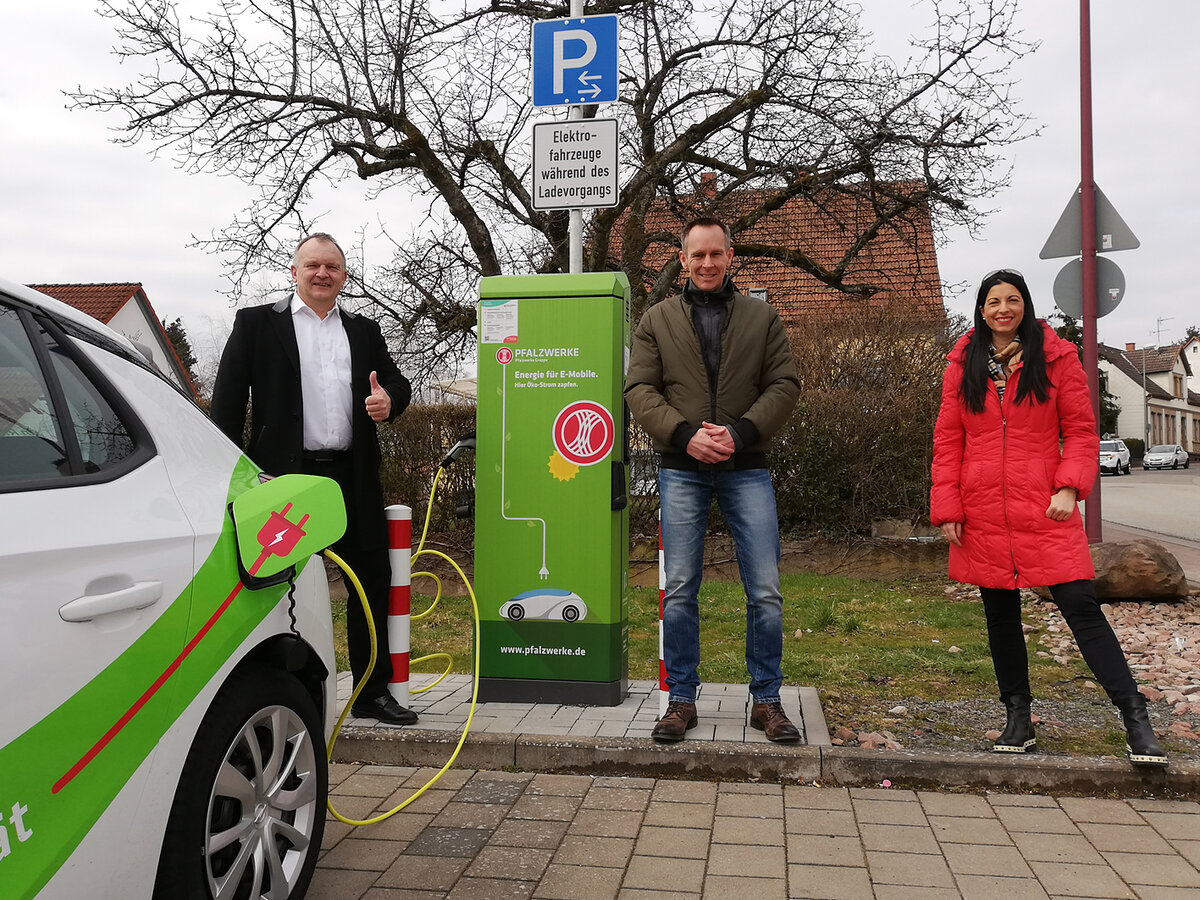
[323, 466, 482, 826]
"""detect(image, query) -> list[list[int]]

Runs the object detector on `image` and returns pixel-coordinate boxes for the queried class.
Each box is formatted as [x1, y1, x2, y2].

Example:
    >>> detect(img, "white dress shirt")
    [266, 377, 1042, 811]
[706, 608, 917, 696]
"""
[291, 294, 354, 451]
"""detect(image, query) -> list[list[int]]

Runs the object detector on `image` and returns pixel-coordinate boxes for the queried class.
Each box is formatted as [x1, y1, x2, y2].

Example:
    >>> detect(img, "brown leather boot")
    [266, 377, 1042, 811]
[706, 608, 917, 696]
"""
[652, 700, 698, 743]
[750, 702, 801, 743]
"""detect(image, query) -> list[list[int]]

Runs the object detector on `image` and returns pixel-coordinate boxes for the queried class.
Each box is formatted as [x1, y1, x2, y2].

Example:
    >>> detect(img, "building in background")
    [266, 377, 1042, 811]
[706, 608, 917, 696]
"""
[610, 173, 944, 328]
[29, 283, 197, 399]
[1098, 342, 1198, 451]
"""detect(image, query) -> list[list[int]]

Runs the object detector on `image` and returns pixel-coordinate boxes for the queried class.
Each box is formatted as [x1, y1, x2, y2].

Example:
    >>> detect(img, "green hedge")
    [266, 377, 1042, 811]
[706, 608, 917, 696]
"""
[377, 403, 477, 537]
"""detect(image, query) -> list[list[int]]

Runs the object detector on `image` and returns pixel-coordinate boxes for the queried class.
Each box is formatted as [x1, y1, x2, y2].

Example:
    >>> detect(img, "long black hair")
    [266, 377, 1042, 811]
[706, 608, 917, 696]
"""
[960, 269, 1052, 413]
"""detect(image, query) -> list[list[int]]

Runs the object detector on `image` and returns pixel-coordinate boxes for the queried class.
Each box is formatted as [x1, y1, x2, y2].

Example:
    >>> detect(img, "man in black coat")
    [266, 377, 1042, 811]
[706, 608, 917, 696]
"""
[211, 232, 417, 725]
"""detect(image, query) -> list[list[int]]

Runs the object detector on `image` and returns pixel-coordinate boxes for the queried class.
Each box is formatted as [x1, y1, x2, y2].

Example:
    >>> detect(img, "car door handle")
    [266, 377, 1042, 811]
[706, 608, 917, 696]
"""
[60, 581, 164, 622]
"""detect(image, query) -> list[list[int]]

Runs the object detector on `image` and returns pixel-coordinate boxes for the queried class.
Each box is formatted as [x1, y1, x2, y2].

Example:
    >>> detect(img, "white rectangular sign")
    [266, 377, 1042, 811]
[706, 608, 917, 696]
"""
[531, 119, 619, 210]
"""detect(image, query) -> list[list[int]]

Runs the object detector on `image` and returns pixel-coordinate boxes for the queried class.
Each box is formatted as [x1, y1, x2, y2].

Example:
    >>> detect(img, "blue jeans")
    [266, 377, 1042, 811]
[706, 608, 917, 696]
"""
[659, 467, 785, 704]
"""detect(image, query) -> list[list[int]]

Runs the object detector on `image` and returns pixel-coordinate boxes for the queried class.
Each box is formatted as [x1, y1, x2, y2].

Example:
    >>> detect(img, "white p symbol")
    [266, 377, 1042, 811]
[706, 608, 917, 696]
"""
[553, 29, 597, 94]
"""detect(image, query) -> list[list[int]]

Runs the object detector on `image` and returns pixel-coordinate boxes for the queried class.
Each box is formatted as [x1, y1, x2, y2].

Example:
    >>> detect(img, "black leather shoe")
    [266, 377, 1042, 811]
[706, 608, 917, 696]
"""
[993, 694, 1035, 753]
[1115, 694, 1168, 767]
[351, 693, 418, 726]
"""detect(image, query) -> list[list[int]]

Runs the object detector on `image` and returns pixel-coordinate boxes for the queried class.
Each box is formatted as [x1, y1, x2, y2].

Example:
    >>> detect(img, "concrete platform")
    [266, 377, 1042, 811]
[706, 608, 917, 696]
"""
[334, 673, 1200, 796]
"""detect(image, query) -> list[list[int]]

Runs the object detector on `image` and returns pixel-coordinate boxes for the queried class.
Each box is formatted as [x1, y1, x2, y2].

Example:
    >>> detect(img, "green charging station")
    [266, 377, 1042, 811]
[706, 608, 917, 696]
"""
[475, 272, 631, 705]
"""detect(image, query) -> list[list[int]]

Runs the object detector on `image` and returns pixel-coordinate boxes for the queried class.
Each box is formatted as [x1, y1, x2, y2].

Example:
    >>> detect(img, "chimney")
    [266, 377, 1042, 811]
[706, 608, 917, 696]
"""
[1125, 342, 1136, 352]
[699, 172, 717, 200]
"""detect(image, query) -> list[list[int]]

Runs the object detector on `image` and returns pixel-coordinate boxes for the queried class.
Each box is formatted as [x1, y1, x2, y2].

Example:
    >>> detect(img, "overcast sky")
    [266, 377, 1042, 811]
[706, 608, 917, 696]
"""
[2, 2, 1197, 375]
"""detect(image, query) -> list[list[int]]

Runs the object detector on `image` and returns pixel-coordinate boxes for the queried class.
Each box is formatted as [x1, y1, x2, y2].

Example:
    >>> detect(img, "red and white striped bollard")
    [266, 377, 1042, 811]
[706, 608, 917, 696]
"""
[658, 509, 668, 717]
[385, 505, 412, 703]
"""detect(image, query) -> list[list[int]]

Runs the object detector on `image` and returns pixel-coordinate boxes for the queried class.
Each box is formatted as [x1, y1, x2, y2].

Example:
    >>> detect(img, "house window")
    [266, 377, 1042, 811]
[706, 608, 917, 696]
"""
[1173, 374, 1184, 398]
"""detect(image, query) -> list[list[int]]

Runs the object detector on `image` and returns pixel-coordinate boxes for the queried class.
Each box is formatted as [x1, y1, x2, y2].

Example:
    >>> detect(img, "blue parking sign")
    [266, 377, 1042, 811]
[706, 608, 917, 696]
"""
[531, 15, 619, 107]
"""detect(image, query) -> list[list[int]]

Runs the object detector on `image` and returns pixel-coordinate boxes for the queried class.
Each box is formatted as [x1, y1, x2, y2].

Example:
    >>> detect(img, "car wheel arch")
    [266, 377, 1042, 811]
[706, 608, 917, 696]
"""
[239, 634, 329, 716]
[153, 661, 327, 900]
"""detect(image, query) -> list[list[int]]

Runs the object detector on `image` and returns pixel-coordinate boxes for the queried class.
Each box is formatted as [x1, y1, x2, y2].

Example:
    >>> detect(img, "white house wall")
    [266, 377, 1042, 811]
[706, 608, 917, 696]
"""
[108, 301, 189, 391]
[1099, 357, 1199, 451]
[1099, 359, 1152, 442]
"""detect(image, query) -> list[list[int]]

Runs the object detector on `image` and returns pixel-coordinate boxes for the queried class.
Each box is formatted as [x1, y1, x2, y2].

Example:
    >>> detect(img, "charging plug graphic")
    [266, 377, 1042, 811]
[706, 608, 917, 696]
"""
[255, 502, 310, 560]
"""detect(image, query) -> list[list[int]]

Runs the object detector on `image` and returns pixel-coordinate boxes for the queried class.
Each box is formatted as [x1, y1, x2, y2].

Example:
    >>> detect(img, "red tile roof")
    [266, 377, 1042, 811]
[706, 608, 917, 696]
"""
[1098, 344, 1174, 400]
[28, 283, 142, 324]
[609, 179, 944, 324]
[26, 282, 199, 400]
[1114, 345, 1189, 378]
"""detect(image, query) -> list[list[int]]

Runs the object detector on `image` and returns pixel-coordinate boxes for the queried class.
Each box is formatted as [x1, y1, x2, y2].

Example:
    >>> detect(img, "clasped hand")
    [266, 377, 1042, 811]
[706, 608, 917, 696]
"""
[686, 421, 736, 464]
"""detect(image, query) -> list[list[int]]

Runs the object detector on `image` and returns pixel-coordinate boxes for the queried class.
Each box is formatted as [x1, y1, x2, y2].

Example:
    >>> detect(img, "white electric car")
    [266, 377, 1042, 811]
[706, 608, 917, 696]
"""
[0, 278, 340, 900]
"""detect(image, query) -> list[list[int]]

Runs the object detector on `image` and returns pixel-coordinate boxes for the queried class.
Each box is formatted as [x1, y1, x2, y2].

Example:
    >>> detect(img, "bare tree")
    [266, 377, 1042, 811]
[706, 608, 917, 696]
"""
[74, 0, 1032, 384]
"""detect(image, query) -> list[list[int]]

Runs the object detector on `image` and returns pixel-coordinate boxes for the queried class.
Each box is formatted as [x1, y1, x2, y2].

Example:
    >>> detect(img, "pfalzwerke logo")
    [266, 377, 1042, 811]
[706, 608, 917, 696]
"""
[549, 401, 615, 481]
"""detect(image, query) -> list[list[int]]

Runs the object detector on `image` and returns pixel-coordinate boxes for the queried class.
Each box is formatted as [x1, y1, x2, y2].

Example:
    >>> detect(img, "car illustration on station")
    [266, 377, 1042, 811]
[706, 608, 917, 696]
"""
[500, 588, 589, 622]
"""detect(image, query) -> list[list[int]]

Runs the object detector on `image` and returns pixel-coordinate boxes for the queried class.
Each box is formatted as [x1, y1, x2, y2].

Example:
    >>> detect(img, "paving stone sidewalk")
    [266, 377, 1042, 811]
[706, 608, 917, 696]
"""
[340, 674, 827, 745]
[312, 765, 1200, 900]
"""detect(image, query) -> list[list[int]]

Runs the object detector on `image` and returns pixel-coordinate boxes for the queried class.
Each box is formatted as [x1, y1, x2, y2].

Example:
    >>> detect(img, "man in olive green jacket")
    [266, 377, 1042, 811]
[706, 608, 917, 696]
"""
[625, 216, 801, 743]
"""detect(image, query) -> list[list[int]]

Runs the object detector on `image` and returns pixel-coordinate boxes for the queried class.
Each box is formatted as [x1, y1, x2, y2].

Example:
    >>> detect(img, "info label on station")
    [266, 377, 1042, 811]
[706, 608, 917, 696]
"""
[532, 119, 619, 210]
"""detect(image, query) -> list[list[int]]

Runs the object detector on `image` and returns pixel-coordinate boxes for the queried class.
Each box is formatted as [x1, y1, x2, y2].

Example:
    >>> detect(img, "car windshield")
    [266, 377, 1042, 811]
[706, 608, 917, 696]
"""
[1149, 445, 1174, 453]
[1100, 442, 1119, 451]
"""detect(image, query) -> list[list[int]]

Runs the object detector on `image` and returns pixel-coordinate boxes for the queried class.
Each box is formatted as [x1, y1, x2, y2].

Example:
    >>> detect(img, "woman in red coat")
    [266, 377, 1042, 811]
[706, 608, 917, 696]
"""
[931, 270, 1165, 765]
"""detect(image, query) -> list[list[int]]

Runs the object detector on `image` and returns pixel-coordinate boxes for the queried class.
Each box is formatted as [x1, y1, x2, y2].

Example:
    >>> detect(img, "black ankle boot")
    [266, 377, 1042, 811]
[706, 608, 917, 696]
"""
[1115, 694, 1168, 766]
[993, 694, 1036, 753]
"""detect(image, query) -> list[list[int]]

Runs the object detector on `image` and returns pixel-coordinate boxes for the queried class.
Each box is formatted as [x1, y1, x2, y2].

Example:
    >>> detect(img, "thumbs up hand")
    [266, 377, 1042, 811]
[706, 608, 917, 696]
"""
[365, 370, 391, 422]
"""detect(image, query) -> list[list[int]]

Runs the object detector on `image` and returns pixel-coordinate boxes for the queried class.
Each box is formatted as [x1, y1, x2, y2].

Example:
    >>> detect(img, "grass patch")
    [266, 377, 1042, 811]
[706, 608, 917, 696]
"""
[332, 571, 1082, 705]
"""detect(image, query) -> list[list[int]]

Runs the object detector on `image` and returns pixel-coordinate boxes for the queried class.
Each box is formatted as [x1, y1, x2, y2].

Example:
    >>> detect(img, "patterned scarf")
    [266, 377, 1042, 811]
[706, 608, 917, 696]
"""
[987, 338, 1022, 402]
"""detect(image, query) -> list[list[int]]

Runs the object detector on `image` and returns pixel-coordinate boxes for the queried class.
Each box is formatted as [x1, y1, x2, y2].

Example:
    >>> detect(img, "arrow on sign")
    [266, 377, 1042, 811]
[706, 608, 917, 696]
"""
[579, 71, 602, 99]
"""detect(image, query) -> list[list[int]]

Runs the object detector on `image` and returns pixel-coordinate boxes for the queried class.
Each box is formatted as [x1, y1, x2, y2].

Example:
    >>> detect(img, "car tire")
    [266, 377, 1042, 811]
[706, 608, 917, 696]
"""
[562, 605, 579, 622]
[1123, 462, 1131, 475]
[154, 663, 327, 900]
[508, 603, 525, 621]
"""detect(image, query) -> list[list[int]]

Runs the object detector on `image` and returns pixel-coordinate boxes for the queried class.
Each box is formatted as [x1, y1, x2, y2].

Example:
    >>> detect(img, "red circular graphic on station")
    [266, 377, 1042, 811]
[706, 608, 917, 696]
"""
[552, 401, 615, 467]
[496, 347, 514, 365]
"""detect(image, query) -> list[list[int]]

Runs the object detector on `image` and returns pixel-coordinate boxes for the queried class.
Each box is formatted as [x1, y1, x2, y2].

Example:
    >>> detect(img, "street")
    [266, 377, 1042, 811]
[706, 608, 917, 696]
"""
[1090, 467, 1200, 542]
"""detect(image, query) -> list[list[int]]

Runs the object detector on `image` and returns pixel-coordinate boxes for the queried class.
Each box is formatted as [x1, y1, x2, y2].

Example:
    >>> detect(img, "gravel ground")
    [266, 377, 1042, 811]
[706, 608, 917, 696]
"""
[826, 588, 1200, 760]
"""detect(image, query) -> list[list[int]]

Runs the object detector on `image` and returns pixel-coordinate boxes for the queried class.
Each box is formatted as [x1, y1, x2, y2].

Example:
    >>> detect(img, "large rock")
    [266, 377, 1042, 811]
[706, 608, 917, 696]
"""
[1090, 539, 1189, 600]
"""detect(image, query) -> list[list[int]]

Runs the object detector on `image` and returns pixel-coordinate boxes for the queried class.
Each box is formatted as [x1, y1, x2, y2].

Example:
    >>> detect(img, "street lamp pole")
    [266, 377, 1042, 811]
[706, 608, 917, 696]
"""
[1141, 347, 1148, 447]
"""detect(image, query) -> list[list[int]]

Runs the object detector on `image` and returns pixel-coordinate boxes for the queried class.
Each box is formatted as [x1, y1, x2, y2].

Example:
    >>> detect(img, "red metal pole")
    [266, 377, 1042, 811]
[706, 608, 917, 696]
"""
[1080, 0, 1102, 542]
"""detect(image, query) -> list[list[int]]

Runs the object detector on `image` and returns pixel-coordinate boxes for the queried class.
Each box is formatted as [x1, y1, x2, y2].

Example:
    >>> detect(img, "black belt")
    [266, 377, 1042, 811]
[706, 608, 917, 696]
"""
[302, 449, 352, 463]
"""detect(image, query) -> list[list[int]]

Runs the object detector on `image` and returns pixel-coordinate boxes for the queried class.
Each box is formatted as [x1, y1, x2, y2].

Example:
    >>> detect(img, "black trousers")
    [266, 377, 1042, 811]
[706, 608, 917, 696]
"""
[980, 579, 1139, 704]
[302, 456, 394, 700]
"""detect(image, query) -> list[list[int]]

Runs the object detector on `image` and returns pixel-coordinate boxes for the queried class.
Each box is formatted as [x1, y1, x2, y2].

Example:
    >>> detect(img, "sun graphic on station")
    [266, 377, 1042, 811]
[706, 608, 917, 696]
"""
[548, 450, 580, 482]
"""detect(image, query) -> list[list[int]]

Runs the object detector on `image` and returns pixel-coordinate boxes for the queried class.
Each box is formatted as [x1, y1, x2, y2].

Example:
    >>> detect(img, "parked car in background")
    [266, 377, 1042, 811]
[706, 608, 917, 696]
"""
[1143, 443, 1190, 470]
[1099, 439, 1131, 476]
[0, 278, 340, 900]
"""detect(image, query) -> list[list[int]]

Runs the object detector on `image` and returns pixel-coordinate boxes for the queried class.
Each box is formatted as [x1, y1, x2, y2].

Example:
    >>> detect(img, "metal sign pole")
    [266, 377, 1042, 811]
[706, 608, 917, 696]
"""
[1079, 0, 1102, 542]
[568, 0, 584, 274]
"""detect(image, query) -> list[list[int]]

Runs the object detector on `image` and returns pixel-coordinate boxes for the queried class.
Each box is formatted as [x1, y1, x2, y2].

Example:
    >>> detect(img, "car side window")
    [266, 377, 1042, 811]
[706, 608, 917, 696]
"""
[0, 306, 69, 479]
[0, 304, 136, 486]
